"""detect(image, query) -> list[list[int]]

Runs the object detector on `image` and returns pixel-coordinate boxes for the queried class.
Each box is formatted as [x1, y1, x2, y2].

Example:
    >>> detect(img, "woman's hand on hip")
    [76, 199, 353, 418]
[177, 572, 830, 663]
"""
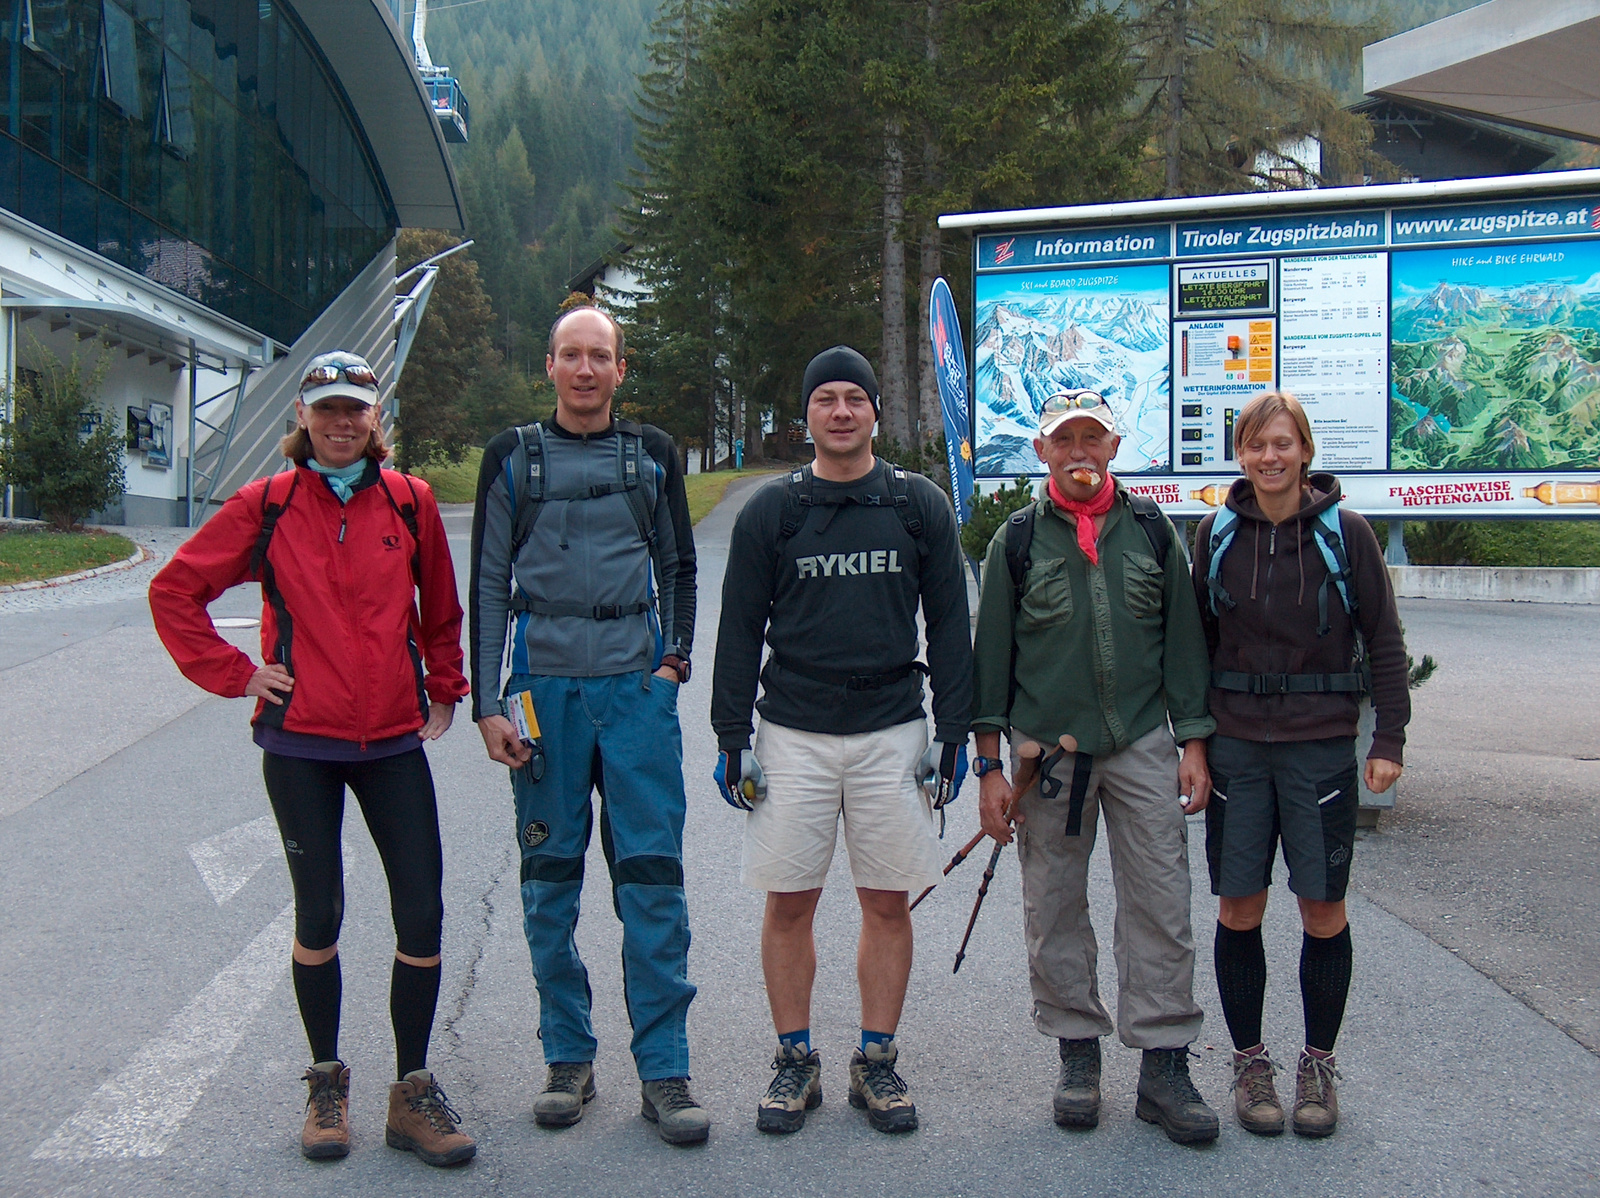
[244, 664, 294, 705]
[420, 701, 455, 741]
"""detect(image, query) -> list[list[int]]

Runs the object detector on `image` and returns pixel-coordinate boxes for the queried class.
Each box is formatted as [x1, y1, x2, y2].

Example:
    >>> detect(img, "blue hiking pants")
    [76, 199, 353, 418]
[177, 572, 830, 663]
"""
[508, 670, 695, 1080]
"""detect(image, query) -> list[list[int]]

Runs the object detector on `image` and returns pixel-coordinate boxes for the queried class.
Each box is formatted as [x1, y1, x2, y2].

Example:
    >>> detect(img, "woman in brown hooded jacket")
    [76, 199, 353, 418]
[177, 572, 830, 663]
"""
[1191, 391, 1410, 1141]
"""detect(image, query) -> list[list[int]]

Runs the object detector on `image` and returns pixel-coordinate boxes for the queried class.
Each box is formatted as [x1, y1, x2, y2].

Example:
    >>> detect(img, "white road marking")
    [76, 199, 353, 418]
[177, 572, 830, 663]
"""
[32, 902, 295, 1161]
[188, 816, 280, 905]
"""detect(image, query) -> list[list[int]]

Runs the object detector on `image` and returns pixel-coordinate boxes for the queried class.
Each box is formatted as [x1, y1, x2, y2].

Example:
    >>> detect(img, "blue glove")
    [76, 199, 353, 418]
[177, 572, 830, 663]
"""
[918, 741, 968, 810]
[714, 749, 767, 811]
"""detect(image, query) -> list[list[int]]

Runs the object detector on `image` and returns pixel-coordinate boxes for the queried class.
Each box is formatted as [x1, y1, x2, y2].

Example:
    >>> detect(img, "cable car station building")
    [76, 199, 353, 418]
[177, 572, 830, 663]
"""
[0, 0, 464, 524]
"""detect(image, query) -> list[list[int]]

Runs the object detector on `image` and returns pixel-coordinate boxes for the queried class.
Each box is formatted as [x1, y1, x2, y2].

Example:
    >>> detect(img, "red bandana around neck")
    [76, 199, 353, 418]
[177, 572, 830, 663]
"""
[1047, 473, 1116, 564]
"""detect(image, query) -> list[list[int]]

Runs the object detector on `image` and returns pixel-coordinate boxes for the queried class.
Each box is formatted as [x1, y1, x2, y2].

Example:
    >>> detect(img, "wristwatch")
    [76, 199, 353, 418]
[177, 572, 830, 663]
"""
[972, 755, 1006, 778]
[660, 654, 691, 684]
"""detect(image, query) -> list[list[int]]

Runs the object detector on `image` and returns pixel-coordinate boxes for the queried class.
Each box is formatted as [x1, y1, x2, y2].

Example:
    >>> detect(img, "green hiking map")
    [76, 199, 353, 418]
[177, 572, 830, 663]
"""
[1390, 241, 1600, 472]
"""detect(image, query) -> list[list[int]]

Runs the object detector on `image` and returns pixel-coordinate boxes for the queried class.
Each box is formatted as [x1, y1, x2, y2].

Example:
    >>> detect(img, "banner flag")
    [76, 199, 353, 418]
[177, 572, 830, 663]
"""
[930, 276, 975, 525]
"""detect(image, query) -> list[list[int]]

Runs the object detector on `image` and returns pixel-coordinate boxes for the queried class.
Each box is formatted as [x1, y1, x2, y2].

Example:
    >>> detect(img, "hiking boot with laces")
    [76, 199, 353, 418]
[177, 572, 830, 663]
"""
[533, 1061, 595, 1128]
[757, 1042, 822, 1134]
[385, 1069, 477, 1166]
[300, 1061, 350, 1160]
[1053, 1037, 1101, 1128]
[848, 1041, 917, 1133]
[1136, 1048, 1219, 1144]
[640, 1077, 710, 1145]
[1231, 1045, 1285, 1136]
[1292, 1049, 1341, 1138]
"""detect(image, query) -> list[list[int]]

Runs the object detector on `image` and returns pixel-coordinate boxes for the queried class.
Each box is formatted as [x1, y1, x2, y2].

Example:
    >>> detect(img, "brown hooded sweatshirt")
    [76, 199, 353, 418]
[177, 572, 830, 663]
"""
[1190, 472, 1410, 763]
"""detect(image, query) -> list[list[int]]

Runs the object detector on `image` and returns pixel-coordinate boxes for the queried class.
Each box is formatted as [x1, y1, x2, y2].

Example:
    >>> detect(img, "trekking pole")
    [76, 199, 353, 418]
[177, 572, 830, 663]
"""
[950, 735, 1077, 973]
[910, 740, 1044, 912]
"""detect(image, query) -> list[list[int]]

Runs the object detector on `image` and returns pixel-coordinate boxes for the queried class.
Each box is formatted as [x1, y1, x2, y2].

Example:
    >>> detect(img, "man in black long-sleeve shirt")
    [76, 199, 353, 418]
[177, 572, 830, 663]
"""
[711, 346, 972, 1137]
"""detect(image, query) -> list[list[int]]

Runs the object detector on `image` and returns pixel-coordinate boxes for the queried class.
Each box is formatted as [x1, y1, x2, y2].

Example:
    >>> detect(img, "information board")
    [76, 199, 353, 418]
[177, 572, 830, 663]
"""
[970, 186, 1600, 517]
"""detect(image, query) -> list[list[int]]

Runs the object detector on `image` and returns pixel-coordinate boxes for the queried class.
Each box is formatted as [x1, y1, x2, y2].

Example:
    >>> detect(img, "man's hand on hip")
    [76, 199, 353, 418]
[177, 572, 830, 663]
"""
[478, 714, 532, 767]
[1178, 738, 1211, 814]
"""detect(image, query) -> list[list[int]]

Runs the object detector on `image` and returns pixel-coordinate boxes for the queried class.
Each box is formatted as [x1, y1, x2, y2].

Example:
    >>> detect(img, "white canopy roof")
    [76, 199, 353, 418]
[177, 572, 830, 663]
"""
[1364, 0, 1600, 145]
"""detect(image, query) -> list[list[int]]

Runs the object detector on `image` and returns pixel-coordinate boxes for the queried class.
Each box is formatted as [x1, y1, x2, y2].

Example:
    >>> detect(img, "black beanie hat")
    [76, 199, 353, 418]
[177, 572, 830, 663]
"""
[802, 346, 879, 413]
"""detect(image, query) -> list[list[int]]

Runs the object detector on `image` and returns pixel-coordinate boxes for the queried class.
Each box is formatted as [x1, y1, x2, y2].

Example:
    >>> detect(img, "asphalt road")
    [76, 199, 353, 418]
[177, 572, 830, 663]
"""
[1, 480, 1598, 1198]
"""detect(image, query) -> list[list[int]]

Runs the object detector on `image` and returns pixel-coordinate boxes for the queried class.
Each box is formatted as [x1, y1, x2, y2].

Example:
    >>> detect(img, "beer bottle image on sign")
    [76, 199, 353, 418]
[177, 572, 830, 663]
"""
[1190, 485, 1227, 506]
[1522, 481, 1600, 506]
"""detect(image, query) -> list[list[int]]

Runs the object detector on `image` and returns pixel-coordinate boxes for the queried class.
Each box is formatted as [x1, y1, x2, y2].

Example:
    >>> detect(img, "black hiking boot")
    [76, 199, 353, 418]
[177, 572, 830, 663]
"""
[1136, 1048, 1219, 1145]
[1053, 1038, 1101, 1129]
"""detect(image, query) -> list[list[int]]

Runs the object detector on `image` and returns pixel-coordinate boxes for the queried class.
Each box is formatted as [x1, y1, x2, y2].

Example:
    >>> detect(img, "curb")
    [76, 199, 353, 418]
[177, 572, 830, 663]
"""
[0, 544, 152, 593]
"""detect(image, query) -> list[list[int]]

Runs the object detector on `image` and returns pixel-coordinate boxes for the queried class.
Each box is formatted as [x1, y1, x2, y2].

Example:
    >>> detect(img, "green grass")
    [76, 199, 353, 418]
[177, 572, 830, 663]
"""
[0, 529, 137, 586]
[417, 450, 777, 526]
[411, 448, 483, 505]
[684, 469, 781, 525]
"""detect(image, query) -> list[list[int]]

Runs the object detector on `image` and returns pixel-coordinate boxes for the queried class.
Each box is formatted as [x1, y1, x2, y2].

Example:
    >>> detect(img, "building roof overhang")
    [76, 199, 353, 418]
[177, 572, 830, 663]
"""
[1363, 0, 1600, 145]
[2, 298, 257, 373]
[291, 0, 465, 231]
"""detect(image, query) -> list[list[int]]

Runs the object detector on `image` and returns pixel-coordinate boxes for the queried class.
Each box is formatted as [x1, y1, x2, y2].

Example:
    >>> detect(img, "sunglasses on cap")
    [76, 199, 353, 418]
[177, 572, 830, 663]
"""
[1041, 388, 1107, 415]
[302, 362, 378, 390]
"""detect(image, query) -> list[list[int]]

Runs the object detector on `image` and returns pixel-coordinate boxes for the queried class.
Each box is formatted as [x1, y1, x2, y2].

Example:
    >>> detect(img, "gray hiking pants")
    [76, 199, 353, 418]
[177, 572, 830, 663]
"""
[1014, 724, 1204, 1050]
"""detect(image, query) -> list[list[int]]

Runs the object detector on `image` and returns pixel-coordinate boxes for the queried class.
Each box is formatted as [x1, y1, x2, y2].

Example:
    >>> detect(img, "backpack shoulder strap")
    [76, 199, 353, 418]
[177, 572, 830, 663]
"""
[508, 422, 546, 555]
[1204, 505, 1241, 616]
[1003, 503, 1037, 604]
[250, 469, 299, 580]
[881, 462, 925, 542]
[1124, 493, 1170, 569]
[377, 469, 424, 589]
[1309, 505, 1358, 635]
[777, 467, 812, 541]
[614, 422, 656, 551]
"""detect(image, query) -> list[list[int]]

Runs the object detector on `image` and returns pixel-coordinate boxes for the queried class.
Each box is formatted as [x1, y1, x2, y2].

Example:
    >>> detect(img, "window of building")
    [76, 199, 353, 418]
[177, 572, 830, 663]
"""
[99, 0, 140, 117]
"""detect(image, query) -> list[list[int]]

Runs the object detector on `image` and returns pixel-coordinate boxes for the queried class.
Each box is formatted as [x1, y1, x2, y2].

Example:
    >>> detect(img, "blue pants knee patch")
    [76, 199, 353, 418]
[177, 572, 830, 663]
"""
[522, 855, 585, 885]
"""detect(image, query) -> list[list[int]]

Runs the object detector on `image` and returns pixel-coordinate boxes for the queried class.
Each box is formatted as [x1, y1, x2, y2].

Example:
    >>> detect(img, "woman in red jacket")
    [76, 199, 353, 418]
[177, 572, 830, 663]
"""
[149, 352, 475, 1168]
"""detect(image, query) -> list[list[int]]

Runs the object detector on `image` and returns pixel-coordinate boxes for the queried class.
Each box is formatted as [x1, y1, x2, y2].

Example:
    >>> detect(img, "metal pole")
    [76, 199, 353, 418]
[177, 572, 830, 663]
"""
[186, 341, 197, 526]
[3, 308, 14, 518]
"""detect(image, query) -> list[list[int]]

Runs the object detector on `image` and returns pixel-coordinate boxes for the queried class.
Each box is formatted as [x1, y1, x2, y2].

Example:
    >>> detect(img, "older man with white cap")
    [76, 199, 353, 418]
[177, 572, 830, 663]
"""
[968, 388, 1220, 1145]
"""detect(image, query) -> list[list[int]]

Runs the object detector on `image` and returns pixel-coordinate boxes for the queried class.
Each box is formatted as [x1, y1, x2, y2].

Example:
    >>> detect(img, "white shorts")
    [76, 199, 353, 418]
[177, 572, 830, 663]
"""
[741, 718, 946, 894]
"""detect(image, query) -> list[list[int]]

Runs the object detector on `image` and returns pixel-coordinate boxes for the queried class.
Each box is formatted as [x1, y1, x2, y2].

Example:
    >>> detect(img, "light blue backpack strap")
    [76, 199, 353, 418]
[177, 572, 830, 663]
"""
[1205, 505, 1241, 616]
[1309, 505, 1358, 635]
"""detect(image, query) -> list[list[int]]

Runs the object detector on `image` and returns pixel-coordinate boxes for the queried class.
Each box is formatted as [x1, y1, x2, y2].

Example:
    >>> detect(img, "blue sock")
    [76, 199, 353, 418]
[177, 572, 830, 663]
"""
[778, 1028, 810, 1053]
[861, 1029, 895, 1052]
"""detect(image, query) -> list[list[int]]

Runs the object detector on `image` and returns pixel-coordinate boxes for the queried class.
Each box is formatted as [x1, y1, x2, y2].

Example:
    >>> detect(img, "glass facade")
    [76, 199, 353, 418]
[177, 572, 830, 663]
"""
[0, 0, 396, 344]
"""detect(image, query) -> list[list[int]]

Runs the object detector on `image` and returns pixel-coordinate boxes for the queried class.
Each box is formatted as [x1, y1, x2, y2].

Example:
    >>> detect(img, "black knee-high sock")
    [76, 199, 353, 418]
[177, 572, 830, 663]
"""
[391, 959, 442, 1078]
[1300, 926, 1353, 1053]
[1213, 923, 1268, 1051]
[293, 956, 342, 1064]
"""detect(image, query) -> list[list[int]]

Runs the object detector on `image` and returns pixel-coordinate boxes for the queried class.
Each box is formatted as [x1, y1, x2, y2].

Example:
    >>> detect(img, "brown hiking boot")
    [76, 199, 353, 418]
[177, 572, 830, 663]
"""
[386, 1070, 477, 1166]
[1292, 1049, 1341, 1138]
[1230, 1046, 1285, 1136]
[848, 1041, 917, 1133]
[300, 1062, 350, 1160]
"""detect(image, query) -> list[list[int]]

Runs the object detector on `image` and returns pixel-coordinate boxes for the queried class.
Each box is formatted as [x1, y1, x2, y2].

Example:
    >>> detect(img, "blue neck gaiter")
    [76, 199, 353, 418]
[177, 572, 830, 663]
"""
[307, 457, 367, 504]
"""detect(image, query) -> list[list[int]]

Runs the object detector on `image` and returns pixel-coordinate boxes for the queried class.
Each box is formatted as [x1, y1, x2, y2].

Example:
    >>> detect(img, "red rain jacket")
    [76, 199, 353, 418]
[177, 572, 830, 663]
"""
[149, 463, 467, 745]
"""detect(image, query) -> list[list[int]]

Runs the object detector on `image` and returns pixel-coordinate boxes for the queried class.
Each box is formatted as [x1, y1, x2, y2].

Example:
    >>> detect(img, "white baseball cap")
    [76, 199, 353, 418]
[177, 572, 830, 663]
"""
[299, 351, 380, 406]
[1038, 388, 1117, 437]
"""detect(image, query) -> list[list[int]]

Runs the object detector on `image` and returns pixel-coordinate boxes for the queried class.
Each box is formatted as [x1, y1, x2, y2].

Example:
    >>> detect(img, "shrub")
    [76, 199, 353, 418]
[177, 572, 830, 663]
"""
[0, 347, 122, 531]
[961, 475, 1038, 560]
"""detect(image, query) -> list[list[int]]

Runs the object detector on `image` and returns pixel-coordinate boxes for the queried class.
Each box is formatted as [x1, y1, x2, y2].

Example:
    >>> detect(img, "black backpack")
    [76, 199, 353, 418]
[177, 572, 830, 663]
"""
[775, 460, 928, 546]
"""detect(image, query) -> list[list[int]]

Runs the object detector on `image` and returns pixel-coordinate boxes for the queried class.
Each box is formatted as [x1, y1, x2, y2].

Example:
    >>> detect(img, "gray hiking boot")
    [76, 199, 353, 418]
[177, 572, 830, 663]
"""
[848, 1041, 917, 1133]
[1053, 1037, 1101, 1128]
[1292, 1049, 1341, 1138]
[533, 1061, 595, 1128]
[640, 1077, 710, 1145]
[1231, 1046, 1285, 1135]
[1136, 1048, 1220, 1145]
[757, 1043, 822, 1134]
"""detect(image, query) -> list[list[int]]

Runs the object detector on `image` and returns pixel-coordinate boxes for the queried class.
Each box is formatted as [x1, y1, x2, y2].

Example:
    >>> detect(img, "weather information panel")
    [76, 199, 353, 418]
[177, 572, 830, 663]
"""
[970, 186, 1600, 517]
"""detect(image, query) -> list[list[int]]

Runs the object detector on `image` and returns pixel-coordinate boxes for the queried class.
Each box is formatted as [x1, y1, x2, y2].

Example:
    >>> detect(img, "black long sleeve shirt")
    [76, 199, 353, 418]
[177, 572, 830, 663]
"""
[711, 462, 973, 752]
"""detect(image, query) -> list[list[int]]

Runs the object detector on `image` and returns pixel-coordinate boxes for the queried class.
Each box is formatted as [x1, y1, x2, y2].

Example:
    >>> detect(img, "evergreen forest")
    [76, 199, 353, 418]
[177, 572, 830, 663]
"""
[394, 0, 1587, 467]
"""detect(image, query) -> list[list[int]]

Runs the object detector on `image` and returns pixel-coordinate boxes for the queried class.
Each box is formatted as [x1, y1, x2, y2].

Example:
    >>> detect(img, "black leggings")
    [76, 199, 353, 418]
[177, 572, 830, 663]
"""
[262, 748, 444, 958]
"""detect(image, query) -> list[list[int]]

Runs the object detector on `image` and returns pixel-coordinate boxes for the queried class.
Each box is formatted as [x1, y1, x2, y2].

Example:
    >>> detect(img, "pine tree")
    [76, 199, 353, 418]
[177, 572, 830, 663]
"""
[1126, 0, 1382, 196]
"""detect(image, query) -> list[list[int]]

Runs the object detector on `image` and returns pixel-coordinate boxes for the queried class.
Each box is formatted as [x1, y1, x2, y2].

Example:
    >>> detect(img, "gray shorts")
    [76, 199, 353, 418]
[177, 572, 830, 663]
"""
[1204, 735, 1359, 902]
